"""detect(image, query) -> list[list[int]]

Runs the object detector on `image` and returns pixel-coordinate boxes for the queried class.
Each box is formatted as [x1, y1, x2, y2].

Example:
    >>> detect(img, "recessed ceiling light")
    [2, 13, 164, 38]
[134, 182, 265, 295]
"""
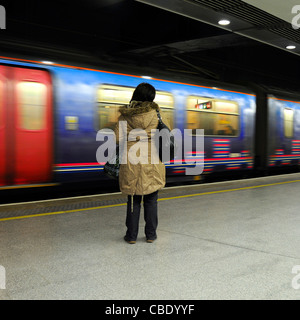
[141, 75, 152, 79]
[218, 19, 231, 26]
[286, 45, 296, 50]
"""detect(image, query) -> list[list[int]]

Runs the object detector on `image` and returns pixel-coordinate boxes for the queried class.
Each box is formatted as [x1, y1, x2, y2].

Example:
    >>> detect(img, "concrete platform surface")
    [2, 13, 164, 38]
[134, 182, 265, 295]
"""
[1, 173, 300, 300]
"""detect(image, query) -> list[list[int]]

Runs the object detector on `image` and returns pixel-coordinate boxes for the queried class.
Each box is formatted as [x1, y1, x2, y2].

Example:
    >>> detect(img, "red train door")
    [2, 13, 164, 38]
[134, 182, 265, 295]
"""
[0, 65, 53, 186]
[13, 67, 53, 185]
[0, 66, 7, 185]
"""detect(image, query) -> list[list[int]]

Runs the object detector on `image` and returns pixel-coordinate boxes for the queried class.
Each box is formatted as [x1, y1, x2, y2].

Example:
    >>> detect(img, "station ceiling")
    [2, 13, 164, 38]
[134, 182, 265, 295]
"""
[1, 0, 300, 91]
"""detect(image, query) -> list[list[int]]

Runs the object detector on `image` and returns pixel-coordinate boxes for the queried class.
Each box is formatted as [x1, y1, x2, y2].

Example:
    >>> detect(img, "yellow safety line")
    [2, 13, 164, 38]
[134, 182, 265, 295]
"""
[157, 179, 300, 201]
[0, 203, 126, 222]
[0, 179, 300, 222]
[0, 183, 59, 190]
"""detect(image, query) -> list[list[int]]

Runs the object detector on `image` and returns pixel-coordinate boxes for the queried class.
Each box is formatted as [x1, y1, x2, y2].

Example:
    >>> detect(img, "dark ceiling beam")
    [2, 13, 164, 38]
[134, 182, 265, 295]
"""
[135, 0, 300, 57]
[171, 55, 219, 79]
[129, 33, 252, 56]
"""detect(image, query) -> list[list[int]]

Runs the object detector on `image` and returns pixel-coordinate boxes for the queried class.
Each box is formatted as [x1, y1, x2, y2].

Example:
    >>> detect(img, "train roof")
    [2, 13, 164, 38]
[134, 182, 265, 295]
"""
[0, 54, 255, 97]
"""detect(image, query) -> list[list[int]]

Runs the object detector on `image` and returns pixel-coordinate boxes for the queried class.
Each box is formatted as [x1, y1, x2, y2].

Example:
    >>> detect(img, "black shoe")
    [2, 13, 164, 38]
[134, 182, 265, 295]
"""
[146, 237, 157, 243]
[124, 236, 136, 244]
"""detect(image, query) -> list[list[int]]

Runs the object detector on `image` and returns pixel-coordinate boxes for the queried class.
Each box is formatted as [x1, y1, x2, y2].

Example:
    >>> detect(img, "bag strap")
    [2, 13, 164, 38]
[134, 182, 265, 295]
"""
[156, 110, 163, 123]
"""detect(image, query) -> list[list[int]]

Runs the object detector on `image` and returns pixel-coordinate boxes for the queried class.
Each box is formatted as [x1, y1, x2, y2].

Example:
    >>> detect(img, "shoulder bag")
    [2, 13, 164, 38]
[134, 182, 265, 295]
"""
[156, 110, 176, 162]
[103, 146, 120, 179]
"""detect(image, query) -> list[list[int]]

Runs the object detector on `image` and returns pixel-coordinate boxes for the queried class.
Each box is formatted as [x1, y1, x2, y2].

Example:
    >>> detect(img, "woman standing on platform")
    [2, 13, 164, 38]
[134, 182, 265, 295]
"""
[114, 83, 167, 244]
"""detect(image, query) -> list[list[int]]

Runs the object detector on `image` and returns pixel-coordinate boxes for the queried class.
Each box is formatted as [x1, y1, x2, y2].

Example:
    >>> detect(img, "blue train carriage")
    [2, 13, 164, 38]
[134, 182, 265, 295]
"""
[53, 68, 180, 183]
[53, 66, 257, 182]
[268, 94, 300, 168]
[177, 85, 256, 178]
[0, 55, 257, 186]
[90, 76, 257, 180]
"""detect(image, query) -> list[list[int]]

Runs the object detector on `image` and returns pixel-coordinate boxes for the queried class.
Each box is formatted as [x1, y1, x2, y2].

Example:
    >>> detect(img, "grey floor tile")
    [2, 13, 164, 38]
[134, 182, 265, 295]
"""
[1, 174, 300, 299]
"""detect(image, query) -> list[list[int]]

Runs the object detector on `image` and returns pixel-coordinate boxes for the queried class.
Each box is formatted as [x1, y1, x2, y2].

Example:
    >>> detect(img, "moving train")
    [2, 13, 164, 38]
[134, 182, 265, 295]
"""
[0, 55, 299, 188]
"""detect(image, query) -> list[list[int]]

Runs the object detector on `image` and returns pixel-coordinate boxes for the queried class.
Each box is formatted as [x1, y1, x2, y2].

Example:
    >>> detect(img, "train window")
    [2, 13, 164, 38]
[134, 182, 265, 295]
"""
[186, 96, 239, 136]
[97, 85, 134, 131]
[18, 81, 47, 130]
[283, 108, 294, 138]
[96, 85, 175, 130]
[98, 85, 134, 105]
[97, 104, 121, 131]
[155, 91, 175, 129]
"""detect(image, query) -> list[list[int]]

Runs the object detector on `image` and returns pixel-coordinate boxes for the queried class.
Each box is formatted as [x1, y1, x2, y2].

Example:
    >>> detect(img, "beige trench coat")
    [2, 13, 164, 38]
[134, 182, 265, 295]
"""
[114, 101, 167, 196]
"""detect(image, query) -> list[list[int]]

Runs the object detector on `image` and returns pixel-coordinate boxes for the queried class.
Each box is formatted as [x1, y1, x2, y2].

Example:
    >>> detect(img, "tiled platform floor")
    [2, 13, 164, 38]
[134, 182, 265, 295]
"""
[1, 173, 300, 300]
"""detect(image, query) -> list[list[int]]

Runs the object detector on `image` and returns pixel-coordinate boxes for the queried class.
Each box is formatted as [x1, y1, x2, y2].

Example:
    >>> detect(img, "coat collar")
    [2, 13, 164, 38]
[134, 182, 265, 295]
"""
[119, 101, 159, 116]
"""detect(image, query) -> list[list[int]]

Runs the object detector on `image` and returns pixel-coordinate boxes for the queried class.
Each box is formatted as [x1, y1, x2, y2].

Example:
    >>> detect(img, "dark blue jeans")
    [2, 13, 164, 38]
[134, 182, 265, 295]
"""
[125, 190, 158, 241]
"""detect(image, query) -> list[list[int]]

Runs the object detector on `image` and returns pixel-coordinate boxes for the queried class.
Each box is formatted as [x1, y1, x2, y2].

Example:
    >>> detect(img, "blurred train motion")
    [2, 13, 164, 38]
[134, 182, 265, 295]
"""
[0, 56, 299, 188]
